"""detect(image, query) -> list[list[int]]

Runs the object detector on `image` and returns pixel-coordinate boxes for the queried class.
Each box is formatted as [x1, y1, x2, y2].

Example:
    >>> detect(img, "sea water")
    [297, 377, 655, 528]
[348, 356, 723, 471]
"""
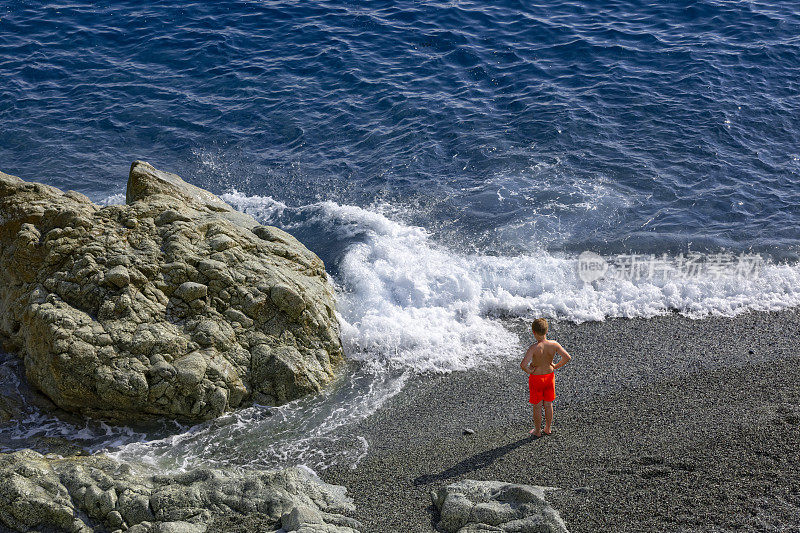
[1, 0, 799, 471]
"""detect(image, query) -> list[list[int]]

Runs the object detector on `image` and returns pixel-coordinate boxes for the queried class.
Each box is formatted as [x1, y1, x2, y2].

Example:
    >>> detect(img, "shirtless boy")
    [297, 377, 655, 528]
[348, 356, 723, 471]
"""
[520, 318, 572, 437]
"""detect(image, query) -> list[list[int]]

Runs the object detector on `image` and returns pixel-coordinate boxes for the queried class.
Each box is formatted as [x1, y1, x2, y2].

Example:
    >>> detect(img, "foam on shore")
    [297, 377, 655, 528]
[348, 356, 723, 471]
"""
[223, 192, 800, 373]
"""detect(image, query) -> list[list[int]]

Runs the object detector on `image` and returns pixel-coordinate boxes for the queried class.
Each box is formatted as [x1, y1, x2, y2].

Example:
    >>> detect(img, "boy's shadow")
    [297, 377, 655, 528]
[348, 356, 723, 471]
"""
[412, 435, 531, 486]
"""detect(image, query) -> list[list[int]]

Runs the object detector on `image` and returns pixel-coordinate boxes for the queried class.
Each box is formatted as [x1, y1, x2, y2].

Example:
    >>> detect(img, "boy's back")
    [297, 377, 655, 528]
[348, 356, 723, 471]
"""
[525, 339, 560, 375]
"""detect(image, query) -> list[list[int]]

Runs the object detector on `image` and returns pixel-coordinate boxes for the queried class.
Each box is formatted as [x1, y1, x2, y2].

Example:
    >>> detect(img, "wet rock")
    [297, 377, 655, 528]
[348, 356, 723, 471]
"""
[0, 161, 344, 421]
[431, 479, 569, 532]
[0, 450, 361, 533]
[0, 394, 20, 424]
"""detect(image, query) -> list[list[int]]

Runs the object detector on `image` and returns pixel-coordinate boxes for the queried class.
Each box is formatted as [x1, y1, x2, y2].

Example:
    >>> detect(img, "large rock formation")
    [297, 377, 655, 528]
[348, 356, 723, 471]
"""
[0, 161, 344, 421]
[431, 480, 569, 532]
[0, 449, 362, 532]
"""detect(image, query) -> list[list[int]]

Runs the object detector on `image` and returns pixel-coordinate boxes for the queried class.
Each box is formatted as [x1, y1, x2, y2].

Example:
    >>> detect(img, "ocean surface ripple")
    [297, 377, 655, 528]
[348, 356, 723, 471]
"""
[2, 0, 799, 257]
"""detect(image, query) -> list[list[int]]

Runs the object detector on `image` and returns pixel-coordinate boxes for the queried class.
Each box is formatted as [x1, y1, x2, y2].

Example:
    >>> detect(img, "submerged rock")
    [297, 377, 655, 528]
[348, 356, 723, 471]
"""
[431, 479, 569, 532]
[0, 161, 344, 421]
[0, 449, 362, 532]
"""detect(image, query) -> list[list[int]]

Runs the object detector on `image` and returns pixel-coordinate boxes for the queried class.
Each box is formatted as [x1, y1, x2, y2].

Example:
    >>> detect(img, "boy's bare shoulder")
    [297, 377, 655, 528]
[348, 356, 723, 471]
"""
[545, 339, 562, 352]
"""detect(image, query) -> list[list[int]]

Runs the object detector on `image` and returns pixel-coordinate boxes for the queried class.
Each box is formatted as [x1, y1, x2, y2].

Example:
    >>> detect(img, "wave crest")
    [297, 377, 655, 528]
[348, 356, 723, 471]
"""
[222, 192, 800, 373]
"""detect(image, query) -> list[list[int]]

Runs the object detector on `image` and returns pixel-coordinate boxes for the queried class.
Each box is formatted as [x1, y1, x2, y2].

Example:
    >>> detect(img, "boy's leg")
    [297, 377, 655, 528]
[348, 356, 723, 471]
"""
[530, 401, 542, 436]
[543, 401, 553, 434]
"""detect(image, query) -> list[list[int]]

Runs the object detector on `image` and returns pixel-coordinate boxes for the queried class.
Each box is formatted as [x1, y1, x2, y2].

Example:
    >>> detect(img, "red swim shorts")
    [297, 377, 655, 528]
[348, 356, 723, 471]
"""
[528, 372, 555, 404]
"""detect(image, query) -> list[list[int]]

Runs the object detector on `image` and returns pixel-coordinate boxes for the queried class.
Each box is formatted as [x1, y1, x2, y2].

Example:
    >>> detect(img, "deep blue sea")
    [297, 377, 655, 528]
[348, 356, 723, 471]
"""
[1, 0, 800, 470]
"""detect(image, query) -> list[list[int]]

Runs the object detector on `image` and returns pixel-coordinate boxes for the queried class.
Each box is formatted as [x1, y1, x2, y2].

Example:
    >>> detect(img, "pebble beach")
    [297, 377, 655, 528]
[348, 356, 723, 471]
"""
[326, 309, 800, 531]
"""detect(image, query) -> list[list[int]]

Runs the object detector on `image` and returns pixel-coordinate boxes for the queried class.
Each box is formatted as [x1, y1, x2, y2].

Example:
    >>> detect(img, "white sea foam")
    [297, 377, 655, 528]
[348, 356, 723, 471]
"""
[97, 192, 125, 206]
[223, 192, 800, 374]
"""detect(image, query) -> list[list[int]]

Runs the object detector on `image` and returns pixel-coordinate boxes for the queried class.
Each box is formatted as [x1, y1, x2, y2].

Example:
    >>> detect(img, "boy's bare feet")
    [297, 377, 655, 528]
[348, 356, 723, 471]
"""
[543, 425, 552, 435]
[529, 428, 541, 438]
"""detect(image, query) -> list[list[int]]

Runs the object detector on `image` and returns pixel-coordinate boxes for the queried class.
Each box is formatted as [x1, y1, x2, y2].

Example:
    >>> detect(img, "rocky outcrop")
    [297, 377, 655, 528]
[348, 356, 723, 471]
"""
[432, 480, 568, 532]
[0, 449, 362, 532]
[0, 161, 344, 421]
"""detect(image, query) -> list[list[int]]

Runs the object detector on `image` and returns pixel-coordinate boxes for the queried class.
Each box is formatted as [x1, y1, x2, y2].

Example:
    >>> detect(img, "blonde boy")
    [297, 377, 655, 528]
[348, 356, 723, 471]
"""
[520, 318, 571, 437]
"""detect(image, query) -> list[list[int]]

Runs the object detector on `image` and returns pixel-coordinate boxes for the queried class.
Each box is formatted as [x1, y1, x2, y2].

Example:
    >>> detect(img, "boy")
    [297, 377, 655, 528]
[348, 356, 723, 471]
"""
[520, 318, 571, 437]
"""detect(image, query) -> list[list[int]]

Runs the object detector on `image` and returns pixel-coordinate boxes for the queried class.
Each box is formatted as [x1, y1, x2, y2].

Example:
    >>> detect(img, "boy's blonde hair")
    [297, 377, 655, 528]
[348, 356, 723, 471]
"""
[532, 318, 548, 336]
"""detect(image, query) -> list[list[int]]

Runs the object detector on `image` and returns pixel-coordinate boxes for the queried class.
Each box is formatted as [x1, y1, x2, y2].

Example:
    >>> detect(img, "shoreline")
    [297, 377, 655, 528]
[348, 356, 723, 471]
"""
[0, 307, 797, 531]
[324, 309, 800, 531]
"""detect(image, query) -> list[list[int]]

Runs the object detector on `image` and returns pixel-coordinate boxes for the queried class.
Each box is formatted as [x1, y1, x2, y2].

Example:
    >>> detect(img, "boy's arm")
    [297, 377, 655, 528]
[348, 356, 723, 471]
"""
[552, 342, 572, 371]
[520, 347, 533, 374]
